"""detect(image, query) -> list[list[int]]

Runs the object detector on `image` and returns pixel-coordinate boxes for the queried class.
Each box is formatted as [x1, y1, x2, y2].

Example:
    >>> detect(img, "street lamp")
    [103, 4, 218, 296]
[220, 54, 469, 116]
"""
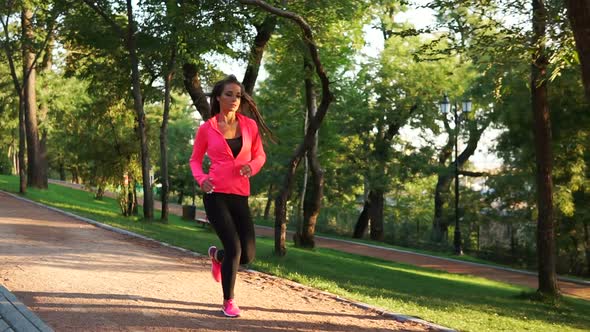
[440, 94, 472, 255]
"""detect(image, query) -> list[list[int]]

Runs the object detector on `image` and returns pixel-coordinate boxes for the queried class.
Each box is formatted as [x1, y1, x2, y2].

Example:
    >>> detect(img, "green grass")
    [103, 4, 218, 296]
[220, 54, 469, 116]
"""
[308, 230, 590, 281]
[257, 213, 590, 284]
[1, 174, 589, 331]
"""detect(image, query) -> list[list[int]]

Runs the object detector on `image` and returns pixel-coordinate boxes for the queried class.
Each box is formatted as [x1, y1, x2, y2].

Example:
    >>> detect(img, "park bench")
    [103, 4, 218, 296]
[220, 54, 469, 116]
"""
[196, 215, 210, 228]
[181, 205, 209, 227]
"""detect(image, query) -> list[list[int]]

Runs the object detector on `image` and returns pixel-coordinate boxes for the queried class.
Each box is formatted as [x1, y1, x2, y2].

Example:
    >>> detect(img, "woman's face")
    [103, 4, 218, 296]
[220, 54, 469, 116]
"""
[217, 83, 242, 114]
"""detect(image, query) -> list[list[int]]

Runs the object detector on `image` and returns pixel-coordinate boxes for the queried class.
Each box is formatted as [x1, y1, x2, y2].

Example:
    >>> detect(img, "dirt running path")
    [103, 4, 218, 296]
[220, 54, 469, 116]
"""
[0, 191, 432, 331]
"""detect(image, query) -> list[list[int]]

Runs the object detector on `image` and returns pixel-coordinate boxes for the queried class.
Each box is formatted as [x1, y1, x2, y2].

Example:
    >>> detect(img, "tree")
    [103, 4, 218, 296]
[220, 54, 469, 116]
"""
[349, 33, 460, 242]
[427, 0, 567, 293]
[82, 0, 154, 220]
[531, 0, 559, 297]
[239, 0, 334, 256]
[1, 0, 55, 191]
[179, 1, 263, 121]
[242, 14, 277, 95]
[22, 4, 43, 188]
[0, 59, 19, 176]
[0, 1, 26, 193]
[432, 111, 491, 243]
[565, 0, 590, 101]
[294, 56, 323, 248]
[140, 0, 181, 222]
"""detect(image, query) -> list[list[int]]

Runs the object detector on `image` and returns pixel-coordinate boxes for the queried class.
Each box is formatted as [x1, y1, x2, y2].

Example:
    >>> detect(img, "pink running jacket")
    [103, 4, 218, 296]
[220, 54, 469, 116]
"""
[189, 113, 266, 196]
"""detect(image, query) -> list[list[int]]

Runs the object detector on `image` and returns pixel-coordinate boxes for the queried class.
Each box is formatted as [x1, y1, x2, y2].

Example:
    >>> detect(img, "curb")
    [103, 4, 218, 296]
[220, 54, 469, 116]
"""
[1, 190, 456, 331]
[243, 268, 456, 332]
[0, 285, 53, 332]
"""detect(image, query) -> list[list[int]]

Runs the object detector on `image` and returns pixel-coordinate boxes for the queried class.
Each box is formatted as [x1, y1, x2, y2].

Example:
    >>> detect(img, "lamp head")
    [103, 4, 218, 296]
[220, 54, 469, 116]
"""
[439, 94, 451, 114]
[462, 99, 472, 114]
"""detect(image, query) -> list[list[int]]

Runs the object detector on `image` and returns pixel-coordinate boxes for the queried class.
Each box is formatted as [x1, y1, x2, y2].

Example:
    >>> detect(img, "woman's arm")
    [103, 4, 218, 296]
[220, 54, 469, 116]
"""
[189, 124, 209, 186]
[247, 125, 266, 176]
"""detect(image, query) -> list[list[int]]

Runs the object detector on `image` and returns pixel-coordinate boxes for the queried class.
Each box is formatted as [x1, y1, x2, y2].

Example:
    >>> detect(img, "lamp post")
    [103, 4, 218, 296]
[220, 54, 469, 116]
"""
[440, 94, 472, 255]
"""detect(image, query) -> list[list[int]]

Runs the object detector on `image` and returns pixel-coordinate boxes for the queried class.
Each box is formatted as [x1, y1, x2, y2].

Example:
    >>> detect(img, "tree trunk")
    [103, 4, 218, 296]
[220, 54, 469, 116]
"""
[38, 28, 53, 189]
[583, 220, 590, 277]
[368, 189, 385, 241]
[159, 45, 176, 223]
[2, 1, 25, 192]
[298, 111, 309, 235]
[297, 62, 323, 248]
[72, 167, 79, 184]
[239, 0, 334, 256]
[565, 0, 590, 101]
[509, 222, 516, 256]
[532, 0, 559, 297]
[275, 157, 300, 256]
[132, 178, 139, 216]
[365, 129, 392, 243]
[120, 174, 134, 216]
[432, 113, 491, 243]
[22, 7, 44, 189]
[432, 176, 451, 242]
[182, 63, 211, 120]
[242, 15, 277, 95]
[8, 144, 17, 175]
[353, 200, 370, 238]
[264, 183, 274, 220]
[126, 0, 153, 221]
[354, 107, 414, 242]
[18, 97, 26, 193]
[13, 147, 18, 176]
[95, 185, 104, 200]
[274, 195, 287, 255]
[59, 160, 66, 181]
[299, 160, 323, 248]
[40, 132, 48, 188]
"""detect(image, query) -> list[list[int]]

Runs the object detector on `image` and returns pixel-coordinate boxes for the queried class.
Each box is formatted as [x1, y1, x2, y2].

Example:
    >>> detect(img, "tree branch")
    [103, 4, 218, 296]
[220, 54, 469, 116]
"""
[2, 1, 58, 93]
[459, 170, 488, 177]
[81, 0, 126, 39]
[24, 7, 59, 83]
[0, 0, 22, 95]
[238, 0, 333, 129]
[384, 104, 418, 141]
[243, 14, 277, 95]
[239, 0, 333, 255]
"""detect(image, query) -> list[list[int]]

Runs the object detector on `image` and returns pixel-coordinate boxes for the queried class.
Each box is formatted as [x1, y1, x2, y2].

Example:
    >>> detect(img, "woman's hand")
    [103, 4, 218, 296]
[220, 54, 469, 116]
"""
[239, 164, 252, 178]
[201, 178, 214, 194]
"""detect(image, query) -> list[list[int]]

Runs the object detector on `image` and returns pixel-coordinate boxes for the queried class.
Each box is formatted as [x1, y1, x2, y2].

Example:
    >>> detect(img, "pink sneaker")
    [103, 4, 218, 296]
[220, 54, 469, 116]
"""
[222, 299, 241, 317]
[208, 246, 221, 283]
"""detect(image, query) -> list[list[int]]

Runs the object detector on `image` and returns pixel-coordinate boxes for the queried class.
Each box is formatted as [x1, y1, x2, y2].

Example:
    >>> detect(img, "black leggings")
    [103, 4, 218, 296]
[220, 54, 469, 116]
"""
[203, 193, 255, 300]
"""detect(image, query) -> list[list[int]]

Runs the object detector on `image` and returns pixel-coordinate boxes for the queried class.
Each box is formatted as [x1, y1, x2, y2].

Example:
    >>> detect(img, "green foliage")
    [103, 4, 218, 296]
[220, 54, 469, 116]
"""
[254, 0, 369, 204]
[0, 153, 12, 174]
[386, 175, 437, 245]
[0, 60, 18, 175]
[145, 92, 197, 204]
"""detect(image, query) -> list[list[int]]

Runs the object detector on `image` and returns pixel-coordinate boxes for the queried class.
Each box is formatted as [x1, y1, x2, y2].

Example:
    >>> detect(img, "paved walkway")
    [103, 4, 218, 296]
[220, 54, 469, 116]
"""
[0, 190, 445, 332]
[48, 179, 590, 301]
